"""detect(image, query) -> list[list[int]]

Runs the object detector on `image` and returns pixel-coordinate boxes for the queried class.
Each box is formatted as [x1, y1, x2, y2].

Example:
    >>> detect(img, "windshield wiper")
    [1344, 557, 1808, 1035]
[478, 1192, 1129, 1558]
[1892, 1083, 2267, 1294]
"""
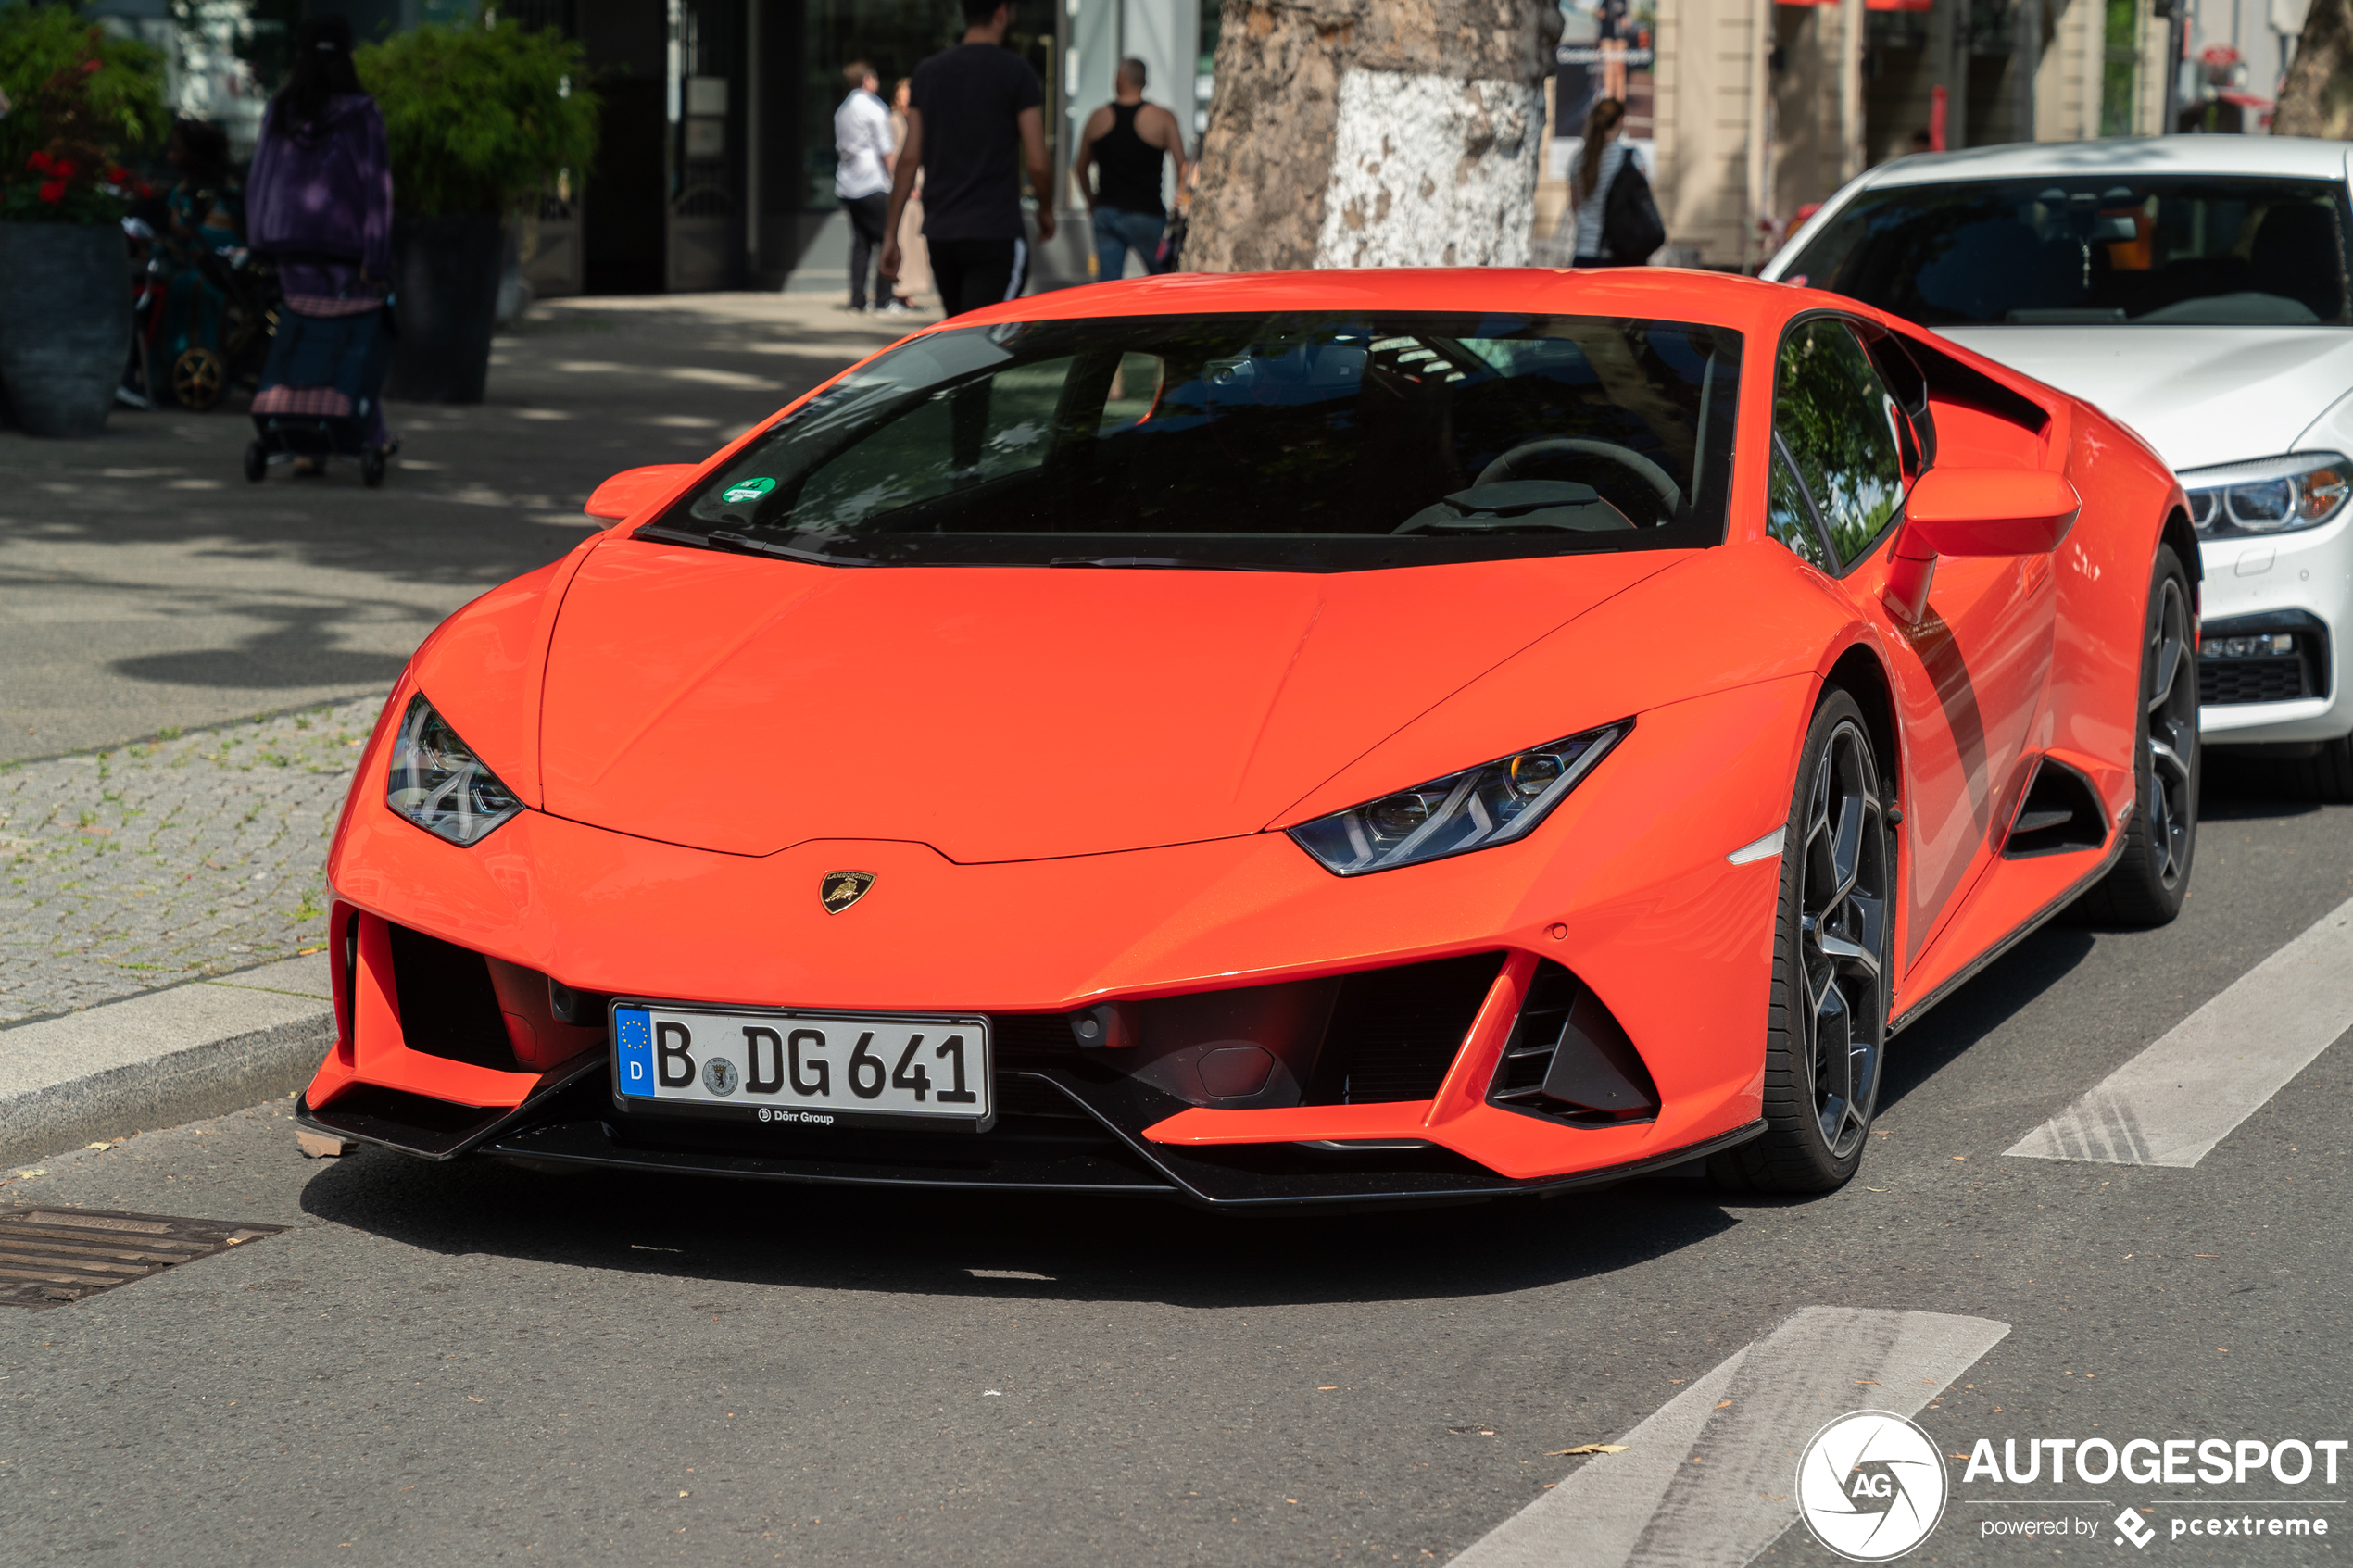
[1048, 555, 1277, 571]
[705, 530, 876, 566]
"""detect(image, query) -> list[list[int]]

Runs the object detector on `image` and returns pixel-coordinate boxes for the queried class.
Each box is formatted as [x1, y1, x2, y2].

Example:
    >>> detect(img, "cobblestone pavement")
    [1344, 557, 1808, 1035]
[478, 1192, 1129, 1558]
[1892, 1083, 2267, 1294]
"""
[0, 696, 381, 1025]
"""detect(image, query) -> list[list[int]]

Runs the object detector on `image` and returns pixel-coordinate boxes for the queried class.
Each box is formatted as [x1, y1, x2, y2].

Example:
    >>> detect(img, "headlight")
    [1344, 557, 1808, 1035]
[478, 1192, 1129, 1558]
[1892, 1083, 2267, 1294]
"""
[2182, 452, 2350, 538]
[386, 695, 523, 846]
[1287, 721, 1630, 876]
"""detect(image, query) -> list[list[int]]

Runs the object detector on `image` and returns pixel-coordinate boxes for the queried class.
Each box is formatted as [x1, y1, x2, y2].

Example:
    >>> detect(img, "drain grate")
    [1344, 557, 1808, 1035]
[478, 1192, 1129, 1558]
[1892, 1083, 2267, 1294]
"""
[0, 1204, 284, 1308]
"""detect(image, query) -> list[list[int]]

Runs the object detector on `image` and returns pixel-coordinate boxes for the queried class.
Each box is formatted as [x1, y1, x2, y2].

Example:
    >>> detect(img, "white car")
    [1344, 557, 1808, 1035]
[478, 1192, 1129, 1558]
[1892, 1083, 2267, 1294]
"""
[1764, 136, 2353, 798]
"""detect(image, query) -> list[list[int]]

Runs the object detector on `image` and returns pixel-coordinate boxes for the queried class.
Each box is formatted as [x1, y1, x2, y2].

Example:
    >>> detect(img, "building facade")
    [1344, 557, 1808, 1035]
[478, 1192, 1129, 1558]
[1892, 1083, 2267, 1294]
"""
[500, 0, 1212, 295]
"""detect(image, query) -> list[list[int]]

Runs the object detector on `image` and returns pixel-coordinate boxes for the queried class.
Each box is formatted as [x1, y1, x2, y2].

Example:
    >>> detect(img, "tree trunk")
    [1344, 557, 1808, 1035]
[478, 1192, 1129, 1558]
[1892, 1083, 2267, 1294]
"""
[2274, 0, 2353, 138]
[1188, 0, 1560, 272]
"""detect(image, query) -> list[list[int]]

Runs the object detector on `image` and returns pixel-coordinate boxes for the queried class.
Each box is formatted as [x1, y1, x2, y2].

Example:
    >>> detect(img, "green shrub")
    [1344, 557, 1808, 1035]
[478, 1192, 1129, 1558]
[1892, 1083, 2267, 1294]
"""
[357, 19, 598, 219]
[0, 3, 168, 224]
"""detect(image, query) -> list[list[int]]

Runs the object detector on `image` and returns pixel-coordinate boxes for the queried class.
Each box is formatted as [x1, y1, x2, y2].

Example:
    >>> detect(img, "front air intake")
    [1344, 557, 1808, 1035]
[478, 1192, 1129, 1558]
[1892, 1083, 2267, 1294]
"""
[1487, 960, 1659, 1125]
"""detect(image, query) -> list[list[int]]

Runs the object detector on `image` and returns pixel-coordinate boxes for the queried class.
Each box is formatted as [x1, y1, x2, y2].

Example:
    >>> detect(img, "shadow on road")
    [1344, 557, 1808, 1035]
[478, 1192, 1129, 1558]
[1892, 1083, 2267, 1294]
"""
[111, 600, 414, 687]
[295, 1148, 1743, 1309]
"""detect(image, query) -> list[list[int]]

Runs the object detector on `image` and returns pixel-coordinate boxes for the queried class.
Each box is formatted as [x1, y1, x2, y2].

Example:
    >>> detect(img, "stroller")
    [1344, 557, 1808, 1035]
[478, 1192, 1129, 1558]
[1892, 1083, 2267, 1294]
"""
[243, 299, 396, 486]
[146, 245, 280, 411]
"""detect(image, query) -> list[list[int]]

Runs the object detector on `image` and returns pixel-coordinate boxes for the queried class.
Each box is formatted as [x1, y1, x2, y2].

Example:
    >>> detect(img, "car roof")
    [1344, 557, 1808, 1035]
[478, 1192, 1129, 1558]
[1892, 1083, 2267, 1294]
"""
[1856, 135, 2351, 190]
[940, 267, 1796, 333]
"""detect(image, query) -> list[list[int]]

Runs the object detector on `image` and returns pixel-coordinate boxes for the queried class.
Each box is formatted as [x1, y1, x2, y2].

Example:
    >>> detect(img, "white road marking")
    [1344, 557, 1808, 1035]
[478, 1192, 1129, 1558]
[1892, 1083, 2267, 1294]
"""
[1452, 1307, 2008, 1568]
[2006, 888, 2353, 1167]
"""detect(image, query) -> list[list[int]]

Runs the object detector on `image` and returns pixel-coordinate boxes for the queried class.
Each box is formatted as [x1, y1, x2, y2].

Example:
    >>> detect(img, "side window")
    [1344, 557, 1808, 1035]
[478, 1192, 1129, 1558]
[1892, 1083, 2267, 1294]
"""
[793, 357, 1074, 531]
[1767, 440, 1829, 569]
[1774, 320, 1906, 567]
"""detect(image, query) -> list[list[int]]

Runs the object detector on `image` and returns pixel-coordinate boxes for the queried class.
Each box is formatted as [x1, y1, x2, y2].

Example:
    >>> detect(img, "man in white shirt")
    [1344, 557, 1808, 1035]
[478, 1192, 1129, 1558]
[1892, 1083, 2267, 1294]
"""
[833, 62, 896, 311]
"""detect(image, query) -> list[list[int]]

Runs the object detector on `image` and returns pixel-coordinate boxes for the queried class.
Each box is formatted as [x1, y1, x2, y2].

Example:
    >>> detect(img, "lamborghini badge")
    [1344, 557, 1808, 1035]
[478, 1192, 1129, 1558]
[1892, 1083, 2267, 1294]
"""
[821, 871, 875, 913]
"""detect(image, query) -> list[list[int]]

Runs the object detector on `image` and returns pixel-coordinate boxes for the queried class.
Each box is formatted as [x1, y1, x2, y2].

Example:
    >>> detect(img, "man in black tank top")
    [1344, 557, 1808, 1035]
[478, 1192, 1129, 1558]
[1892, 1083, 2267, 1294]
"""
[1075, 57, 1189, 282]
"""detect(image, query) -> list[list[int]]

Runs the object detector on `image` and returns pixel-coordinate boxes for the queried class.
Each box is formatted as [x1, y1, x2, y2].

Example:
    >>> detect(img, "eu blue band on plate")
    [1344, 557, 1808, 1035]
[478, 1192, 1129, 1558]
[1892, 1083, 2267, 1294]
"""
[615, 1007, 655, 1097]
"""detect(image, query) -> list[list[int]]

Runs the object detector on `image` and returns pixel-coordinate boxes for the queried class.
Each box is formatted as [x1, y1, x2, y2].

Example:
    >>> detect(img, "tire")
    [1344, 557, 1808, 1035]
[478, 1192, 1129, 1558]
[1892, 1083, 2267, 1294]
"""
[360, 447, 386, 489]
[2288, 734, 2353, 803]
[2076, 546, 2197, 926]
[243, 441, 267, 483]
[1711, 688, 1893, 1194]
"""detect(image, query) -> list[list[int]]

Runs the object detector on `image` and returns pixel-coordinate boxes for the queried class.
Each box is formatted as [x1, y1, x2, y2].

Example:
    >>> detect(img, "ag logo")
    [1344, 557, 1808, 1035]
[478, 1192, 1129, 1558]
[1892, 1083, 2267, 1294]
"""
[1795, 1411, 1948, 1562]
[2115, 1507, 2156, 1549]
[820, 871, 876, 914]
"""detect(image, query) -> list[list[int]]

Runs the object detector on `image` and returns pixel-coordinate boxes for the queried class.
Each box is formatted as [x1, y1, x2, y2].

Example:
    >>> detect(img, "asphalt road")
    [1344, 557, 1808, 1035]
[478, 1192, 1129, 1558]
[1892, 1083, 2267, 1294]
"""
[0, 295, 924, 763]
[2, 764, 2346, 1567]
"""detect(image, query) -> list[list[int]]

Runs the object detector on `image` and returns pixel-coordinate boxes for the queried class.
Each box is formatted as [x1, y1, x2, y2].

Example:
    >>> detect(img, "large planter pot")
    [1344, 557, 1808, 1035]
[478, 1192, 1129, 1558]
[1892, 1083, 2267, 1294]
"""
[386, 211, 505, 404]
[0, 221, 133, 438]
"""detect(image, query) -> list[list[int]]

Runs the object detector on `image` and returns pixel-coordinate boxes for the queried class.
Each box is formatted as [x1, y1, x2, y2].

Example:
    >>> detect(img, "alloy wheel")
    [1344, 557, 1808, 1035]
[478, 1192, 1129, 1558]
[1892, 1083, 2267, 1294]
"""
[2143, 577, 2196, 889]
[1796, 719, 1889, 1160]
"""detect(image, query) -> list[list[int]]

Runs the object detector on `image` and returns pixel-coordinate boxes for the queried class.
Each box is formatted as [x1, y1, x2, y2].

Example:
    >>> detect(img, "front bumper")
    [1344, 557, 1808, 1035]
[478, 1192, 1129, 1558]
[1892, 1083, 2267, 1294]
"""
[295, 1075, 1766, 1210]
[2198, 516, 2353, 744]
[303, 677, 1810, 1203]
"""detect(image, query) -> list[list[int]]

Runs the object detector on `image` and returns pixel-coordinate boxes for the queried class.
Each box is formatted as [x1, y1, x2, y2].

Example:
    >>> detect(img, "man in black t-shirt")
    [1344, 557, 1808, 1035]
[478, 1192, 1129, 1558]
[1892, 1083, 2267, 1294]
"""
[881, 0, 1056, 316]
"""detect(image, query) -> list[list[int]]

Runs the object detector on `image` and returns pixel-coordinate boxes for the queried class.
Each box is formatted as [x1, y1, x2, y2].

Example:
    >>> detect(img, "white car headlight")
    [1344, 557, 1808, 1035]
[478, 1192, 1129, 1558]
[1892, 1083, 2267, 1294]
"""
[1288, 721, 1630, 876]
[386, 695, 523, 846]
[2183, 452, 2350, 537]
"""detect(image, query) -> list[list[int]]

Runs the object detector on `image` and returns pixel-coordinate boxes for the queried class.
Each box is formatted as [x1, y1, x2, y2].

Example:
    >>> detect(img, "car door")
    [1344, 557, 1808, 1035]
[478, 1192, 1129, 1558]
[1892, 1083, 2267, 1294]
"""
[1767, 316, 2058, 969]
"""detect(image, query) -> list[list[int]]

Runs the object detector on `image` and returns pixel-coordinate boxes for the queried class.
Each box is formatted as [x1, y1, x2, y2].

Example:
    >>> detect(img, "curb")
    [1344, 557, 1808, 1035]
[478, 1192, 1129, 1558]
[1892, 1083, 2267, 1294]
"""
[0, 957, 334, 1169]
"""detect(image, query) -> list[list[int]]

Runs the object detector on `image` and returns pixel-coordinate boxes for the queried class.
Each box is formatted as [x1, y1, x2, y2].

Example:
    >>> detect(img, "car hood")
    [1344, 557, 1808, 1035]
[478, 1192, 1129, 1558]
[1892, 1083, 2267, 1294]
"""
[534, 541, 1681, 860]
[1939, 326, 2353, 470]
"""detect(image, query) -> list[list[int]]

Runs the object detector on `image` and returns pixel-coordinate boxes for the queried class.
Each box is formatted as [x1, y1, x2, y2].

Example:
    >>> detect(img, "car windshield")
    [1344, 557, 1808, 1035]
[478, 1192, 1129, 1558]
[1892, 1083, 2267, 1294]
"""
[1780, 175, 2353, 329]
[642, 311, 1743, 571]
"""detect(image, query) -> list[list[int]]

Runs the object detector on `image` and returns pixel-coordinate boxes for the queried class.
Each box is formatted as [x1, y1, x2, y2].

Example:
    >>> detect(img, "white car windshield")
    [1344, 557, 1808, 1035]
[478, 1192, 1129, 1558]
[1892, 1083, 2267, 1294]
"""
[1781, 175, 2353, 329]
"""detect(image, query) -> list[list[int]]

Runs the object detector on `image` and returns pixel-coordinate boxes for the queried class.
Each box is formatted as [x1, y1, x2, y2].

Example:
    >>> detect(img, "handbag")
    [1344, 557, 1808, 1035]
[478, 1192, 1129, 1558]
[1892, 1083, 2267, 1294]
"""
[1155, 210, 1189, 273]
[1602, 156, 1667, 265]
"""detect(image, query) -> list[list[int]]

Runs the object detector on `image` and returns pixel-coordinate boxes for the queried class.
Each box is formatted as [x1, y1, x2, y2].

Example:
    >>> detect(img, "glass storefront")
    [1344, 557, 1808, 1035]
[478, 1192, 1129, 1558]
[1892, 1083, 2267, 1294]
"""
[799, 0, 1056, 210]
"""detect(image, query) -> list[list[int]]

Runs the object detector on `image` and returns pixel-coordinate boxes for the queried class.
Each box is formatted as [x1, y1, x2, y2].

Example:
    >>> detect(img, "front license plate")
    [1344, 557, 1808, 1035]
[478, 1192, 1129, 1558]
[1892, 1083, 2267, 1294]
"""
[610, 1003, 992, 1132]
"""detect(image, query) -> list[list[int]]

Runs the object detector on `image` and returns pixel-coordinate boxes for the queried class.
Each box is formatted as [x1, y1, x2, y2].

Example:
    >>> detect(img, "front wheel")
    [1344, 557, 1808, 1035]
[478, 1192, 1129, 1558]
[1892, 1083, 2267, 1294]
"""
[1712, 687, 1892, 1194]
[2076, 546, 2197, 926]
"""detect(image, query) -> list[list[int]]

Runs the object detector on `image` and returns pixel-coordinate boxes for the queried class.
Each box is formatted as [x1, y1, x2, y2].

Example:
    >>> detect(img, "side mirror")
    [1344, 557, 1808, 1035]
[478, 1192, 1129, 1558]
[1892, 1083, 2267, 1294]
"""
[584, 463, 699, 522]
[1882, 468, 2081, 621]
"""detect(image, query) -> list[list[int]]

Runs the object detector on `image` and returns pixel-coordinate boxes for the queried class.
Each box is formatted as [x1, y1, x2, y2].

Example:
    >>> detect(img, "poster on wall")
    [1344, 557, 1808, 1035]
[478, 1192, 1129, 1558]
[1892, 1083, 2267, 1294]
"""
[1554, 0, 1655, 141]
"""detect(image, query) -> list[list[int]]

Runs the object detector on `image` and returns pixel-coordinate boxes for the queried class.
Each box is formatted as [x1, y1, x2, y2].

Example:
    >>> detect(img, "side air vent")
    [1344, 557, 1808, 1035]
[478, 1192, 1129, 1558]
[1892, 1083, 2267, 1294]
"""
[387, 922, 519, 1072]
[2003, 758, 2108, 859]
[1487, 960, 1659, 1125]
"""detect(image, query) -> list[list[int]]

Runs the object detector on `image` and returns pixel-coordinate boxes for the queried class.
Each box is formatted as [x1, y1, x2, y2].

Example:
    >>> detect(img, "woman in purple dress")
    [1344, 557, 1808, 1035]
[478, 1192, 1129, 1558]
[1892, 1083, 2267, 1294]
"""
[245, 16, 395, 468]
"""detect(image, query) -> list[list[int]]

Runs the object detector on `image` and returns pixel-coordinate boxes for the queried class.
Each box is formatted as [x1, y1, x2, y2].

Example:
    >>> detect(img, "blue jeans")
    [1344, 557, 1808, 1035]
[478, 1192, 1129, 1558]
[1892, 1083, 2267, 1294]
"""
[1093, 207, 1166, 281]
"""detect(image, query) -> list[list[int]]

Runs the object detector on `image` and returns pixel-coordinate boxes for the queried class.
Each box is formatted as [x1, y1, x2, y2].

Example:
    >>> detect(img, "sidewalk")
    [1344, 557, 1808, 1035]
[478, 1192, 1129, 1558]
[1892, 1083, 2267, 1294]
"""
[1, 293, 923, 1032]
[0, 291, 934, 763]
[0, 697, 376, 1026]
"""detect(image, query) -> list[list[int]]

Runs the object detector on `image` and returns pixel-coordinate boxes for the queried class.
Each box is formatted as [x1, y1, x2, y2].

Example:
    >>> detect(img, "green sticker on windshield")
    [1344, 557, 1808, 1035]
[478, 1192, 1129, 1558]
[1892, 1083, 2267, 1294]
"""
[722, 477, 776, 505]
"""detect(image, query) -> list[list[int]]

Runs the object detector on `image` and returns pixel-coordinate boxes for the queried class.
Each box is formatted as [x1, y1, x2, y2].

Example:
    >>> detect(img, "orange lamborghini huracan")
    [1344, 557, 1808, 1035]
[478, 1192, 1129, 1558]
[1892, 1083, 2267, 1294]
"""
[297, 270, 2199, 1205]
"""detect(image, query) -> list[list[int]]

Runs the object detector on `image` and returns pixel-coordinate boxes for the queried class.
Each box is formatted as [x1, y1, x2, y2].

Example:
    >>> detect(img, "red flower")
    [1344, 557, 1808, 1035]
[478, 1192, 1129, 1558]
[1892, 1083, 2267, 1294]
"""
[37, 181, 65, 204]
[25, 150, 51, 173]
[50, 159, 76, 180]
[106, 166, 128, 184]
[80, 58, 101, 74]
